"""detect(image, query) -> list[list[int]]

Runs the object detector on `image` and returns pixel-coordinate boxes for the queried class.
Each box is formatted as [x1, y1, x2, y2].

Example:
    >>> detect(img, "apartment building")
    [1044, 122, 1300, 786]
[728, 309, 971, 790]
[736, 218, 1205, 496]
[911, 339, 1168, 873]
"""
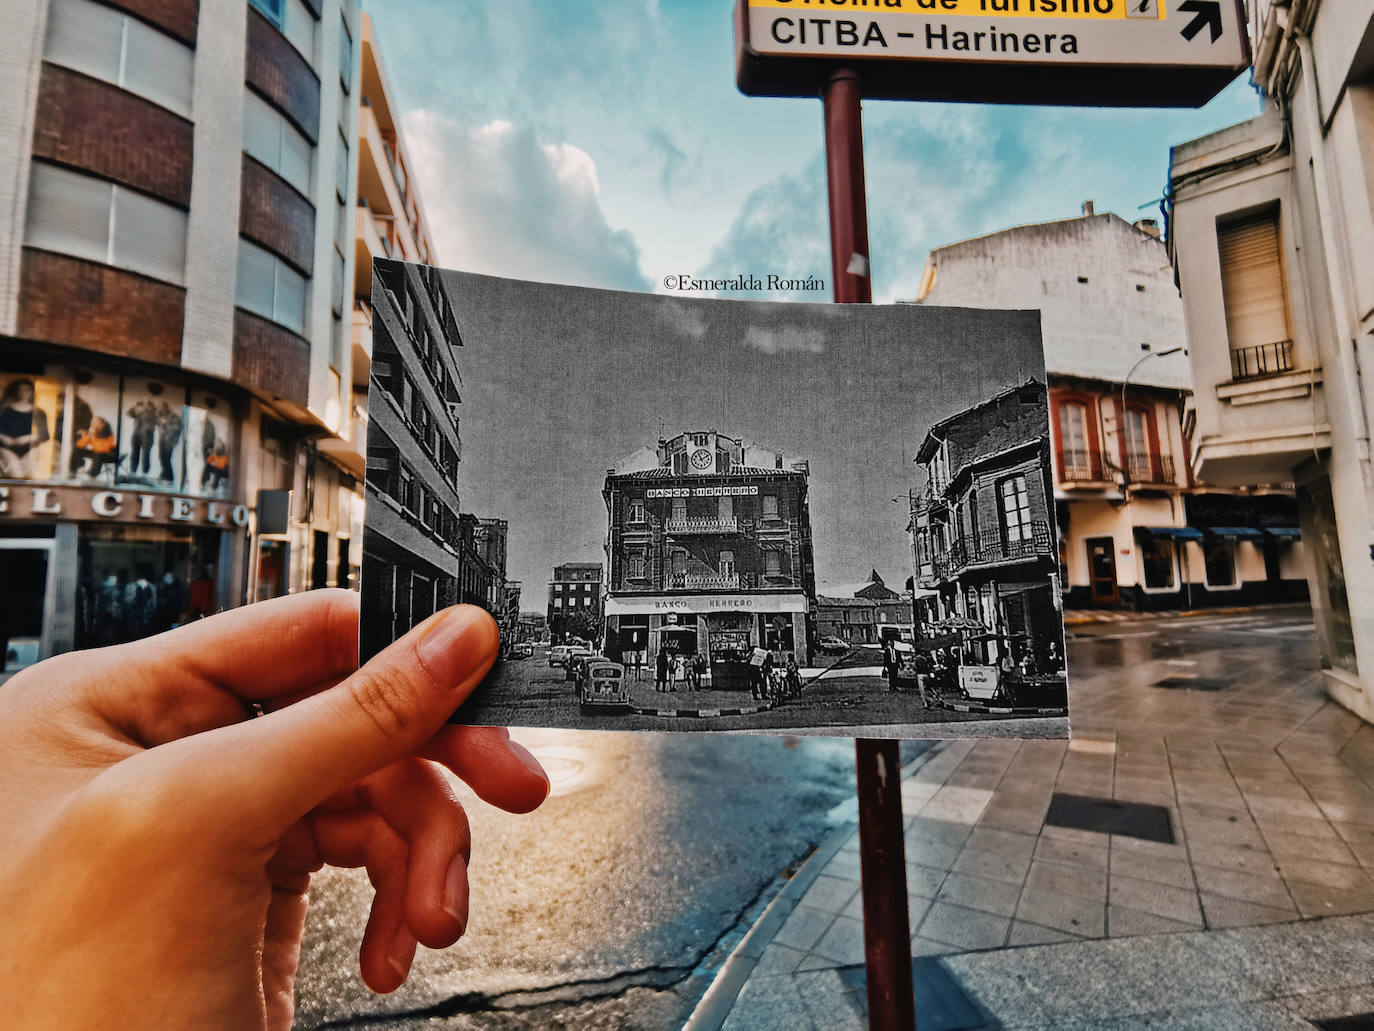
[915, 208, 1307, 611]
[1167, 0, 1374, 719]
[0, 0, 364, 674]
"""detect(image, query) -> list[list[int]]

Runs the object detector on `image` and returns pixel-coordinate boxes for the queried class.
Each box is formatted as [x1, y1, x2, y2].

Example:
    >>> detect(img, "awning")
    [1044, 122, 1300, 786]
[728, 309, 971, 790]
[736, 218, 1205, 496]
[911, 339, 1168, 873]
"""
[1135, 526, 1204, 541]
[1204, 526, 1264, 539]
[1263, 526, 1302, 540]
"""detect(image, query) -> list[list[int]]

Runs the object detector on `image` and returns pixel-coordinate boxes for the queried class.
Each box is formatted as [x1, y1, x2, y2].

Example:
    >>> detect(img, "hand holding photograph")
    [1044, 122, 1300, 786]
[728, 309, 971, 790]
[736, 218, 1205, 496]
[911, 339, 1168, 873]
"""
[362, 261, 1070, 737]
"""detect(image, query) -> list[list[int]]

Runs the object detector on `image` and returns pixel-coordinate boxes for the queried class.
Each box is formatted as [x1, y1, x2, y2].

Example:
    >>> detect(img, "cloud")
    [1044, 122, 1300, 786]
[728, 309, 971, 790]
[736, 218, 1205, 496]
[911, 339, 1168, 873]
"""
[404, 112, 652, 292]
[645, 127, 688, 194]
[743, 325, 827, 354]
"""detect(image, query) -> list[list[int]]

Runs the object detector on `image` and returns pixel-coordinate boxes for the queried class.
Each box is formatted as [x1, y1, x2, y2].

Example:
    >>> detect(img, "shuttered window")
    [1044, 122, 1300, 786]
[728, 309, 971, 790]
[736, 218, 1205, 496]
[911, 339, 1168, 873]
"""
[1218, 212, 1293, 377]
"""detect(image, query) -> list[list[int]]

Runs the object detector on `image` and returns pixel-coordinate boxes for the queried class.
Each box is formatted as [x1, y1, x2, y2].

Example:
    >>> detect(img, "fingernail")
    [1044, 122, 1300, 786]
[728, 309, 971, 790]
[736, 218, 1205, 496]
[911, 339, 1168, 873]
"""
[417, 607, 496, 687]
[508, 741, 549, 789]
[443, 853, 469, 929]
[387, 926, 413, 982]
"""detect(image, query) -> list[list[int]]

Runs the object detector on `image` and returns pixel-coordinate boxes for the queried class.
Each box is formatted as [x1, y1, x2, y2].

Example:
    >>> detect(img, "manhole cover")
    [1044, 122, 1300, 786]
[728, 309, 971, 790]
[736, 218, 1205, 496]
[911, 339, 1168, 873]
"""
[1153, 676, 1228, 691]
[1046, 793, 1175, 844]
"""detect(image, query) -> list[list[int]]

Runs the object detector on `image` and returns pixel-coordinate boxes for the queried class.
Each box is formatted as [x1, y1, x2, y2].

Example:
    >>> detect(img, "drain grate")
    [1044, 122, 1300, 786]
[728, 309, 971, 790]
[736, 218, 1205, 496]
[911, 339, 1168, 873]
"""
[1046, 793, 1175, 844]
[1153, 675, 1228, 691]
[1310, 1015, 1374, 1030]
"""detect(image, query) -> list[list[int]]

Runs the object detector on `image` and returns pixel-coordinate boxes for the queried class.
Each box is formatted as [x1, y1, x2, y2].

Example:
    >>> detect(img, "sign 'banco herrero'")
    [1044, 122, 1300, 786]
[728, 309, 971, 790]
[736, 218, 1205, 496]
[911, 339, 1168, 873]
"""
[361, 262, 1072, 738]
[734, 0, 1249, 107]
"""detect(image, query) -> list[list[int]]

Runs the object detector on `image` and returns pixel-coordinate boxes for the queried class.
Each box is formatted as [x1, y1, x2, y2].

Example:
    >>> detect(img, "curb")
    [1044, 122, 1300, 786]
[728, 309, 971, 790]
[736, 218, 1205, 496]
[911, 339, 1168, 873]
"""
[946, 701, 1069, 716]
[682, 741, 949, 1031]
[1063, 602, 1308, 627]
[629, 703, 772, 718]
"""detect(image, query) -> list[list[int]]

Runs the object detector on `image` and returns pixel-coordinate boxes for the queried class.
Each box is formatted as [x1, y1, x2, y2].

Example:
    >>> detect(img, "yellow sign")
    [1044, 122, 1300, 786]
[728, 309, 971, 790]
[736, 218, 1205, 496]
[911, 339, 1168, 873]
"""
[749, 0, 1163, 20]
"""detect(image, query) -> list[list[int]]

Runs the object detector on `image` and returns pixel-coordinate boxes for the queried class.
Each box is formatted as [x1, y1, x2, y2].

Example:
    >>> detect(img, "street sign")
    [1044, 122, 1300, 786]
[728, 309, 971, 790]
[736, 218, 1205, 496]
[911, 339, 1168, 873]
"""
[735, 0, 1250, 106]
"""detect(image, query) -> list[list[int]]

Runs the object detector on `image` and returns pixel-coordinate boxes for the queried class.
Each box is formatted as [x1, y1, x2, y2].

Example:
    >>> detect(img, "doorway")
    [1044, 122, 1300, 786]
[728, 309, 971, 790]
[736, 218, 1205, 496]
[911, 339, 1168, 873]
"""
[0, 539, 54, 674]
[1086, 537, 1119, 606]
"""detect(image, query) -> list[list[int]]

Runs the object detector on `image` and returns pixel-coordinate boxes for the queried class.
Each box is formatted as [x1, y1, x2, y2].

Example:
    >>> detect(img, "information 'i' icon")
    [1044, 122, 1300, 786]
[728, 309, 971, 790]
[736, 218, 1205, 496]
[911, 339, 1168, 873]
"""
[1128, 0, 1159, 17]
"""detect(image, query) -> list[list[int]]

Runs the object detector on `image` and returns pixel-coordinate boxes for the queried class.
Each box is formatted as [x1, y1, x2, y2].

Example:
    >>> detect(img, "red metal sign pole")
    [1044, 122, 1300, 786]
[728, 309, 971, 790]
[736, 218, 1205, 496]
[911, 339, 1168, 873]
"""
[822, 67, 917, 1031]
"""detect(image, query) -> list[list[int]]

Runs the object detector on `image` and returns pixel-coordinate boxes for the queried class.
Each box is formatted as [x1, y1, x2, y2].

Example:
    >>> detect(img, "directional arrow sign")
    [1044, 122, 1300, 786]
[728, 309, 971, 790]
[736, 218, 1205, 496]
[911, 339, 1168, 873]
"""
[736, 0, 1250, 107]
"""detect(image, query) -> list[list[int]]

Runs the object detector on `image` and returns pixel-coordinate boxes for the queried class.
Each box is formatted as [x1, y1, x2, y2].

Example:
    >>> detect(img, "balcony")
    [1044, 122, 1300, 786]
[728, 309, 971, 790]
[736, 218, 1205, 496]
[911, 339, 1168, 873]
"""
[945, 521, 1054, 575]
[665, 516, 739, 535]
[351, 304, 372, 387]
[1230, 340, 1294, 381]
[669, 573, 741, 591]
[1124, 453, 1176, 486]
[1057, 449, 1109, 484]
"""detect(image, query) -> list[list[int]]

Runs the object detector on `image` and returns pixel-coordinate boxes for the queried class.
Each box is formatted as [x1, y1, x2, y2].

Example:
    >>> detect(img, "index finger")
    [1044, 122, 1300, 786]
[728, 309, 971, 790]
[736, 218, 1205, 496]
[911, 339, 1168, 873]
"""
[156, 588, 360, 699]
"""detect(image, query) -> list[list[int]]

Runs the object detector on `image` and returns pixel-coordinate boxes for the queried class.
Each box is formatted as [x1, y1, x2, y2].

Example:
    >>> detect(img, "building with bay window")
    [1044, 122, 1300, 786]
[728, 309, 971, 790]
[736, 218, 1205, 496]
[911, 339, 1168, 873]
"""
[913, 205, 1307, 611]
[602, 430, 817, 685]
[0, 0, 372, 678]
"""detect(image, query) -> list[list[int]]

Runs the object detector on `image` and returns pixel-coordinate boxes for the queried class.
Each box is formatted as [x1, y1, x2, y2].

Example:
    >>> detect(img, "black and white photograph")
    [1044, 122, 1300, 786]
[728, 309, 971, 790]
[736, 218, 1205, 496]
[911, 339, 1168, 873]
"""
[362, 262, 1069, 737]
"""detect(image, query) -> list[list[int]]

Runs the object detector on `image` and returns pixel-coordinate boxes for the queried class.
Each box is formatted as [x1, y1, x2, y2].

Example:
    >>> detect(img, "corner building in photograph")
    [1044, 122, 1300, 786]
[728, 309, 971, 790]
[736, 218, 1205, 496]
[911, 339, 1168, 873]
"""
[911, 381, 1064, 663]
[603, 431, 817, 687]
[546, 562, 603, 644]
[0, 0, 370, 677]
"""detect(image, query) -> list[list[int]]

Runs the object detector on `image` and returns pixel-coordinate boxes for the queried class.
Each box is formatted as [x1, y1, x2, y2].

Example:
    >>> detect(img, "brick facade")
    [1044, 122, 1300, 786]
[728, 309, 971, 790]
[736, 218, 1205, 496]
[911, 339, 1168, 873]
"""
[232, 307, 310, 404]
[245, 6, 321, 143]
[32, 64, 193, 206]
[102, 0, 200, 45]
[239, 155, 316, 274]
[17, 248, 184, 365]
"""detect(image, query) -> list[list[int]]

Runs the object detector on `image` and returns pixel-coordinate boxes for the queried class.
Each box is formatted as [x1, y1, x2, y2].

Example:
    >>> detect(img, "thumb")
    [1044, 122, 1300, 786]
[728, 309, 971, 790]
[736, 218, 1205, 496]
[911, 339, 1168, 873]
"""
[186, 605, 500, 835]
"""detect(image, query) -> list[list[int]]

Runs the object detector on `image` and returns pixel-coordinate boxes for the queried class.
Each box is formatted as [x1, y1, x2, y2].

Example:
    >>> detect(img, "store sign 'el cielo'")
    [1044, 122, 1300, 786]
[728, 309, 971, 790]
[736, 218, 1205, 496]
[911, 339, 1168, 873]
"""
[735, 0, 1250, 106]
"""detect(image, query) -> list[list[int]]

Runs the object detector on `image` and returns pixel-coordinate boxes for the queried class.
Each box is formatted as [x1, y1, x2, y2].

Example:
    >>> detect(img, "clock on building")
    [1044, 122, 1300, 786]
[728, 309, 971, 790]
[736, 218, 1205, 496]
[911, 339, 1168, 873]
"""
[690, 448, 713, 471]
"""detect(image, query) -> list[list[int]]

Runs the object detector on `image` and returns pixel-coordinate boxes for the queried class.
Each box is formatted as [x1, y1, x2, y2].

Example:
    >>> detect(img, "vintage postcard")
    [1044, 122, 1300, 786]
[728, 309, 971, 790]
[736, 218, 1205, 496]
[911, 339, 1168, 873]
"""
[361, 261, 1069, 737]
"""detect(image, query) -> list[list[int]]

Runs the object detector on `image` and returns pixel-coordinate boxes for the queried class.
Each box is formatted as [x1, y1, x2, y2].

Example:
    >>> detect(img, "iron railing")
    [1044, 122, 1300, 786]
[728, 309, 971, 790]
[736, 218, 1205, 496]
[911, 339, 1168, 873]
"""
[1058, 449, 1107, 482]
[1230, 340, 1294, 381]
[664, 516, 739, 535]
[939, 521, 1054, 575]
[1125, 453, 1176, 485]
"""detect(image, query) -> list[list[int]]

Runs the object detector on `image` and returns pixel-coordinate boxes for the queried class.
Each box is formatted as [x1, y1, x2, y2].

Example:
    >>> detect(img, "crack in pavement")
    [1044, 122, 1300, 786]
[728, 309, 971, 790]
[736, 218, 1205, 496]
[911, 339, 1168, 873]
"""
[309, 847, 817, 1027]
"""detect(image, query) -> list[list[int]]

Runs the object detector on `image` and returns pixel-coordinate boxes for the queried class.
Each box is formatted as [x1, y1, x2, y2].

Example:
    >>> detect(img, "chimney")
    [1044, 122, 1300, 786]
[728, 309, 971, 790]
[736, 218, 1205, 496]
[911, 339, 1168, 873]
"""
[1134, 218, 1161, 239]
[1081, 200, 1095, 217]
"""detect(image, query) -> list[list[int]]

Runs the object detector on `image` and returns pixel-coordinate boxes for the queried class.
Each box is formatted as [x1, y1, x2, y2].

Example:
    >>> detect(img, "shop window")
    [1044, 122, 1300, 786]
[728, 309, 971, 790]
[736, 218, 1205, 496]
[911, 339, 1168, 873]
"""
[628, 497, 645, 523]
[999, 475, 1032, 544]
[243, 89, 313, 195]
[26, 163, 187, 285]
[1139, 537, 1175, 590]
[235, 239, 307, 335]
[45, 0, 194, 117]
[1203, 538, 1237, 588]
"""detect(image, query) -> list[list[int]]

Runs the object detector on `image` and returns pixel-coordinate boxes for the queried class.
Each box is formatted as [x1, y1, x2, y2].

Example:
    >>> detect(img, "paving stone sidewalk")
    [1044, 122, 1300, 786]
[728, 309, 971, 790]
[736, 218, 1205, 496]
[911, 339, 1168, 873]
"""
[687, 630, 1374, 1029]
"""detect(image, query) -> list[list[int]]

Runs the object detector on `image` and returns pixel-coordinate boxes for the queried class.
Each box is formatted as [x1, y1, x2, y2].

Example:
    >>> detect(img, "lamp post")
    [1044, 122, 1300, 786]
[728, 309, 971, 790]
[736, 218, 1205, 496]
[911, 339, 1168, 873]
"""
[1120, 346, 1184, 484]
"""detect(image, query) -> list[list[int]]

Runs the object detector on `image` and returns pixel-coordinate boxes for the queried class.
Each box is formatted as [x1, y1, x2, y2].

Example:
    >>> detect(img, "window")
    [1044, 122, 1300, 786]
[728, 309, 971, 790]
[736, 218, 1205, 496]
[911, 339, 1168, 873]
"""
[236, 238, 307, 335]
[762, 494, 779, 520]
[553, 598, 562, 609]
[1204, 538, 1237, 588]
[1124, 407, 1153, 482]
[251, 0, 316, 64]
[1140, 537, 1175, 590]
[1218, 210, 1294, 379]
[999, 476, 1032, 544]
[553, 584, 561, 593]
[25, 162, 187, 284]
[628, 497, 645, 523]
[671, 551, 687, 576]
[764, 551, 782, 577]
[719, 551, 735, 577]
[965, 495, 979, 550]
[45, 0, 194, 117]
[339, 14, 353, 93]
[671, 497, 686, 522]
[1058, 400, 1093, 479]
[627, 553, 645, 579]
[243, 90, 313, 195]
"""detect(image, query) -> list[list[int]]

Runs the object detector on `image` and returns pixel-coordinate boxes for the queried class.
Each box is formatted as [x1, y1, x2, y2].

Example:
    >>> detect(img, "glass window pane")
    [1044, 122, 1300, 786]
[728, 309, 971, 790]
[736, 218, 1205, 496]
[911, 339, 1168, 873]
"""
[121, 18, 194, 117]
[274, 261, 308, 335]
[24, 162, 111, 264]
[283, 0, 317, 65]
[44, 0, 122, 84]
[279, 120, 313, 194]
[111, 186, 187, 284]
[243, 90, 282, 171]
[235, 239, 277, 321]
[339, 16, 353, 92]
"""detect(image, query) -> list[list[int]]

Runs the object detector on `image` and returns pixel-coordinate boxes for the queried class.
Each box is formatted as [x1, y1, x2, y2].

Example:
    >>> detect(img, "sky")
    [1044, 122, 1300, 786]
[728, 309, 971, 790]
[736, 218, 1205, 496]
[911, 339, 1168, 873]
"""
[441, 271, 1045, 598]
[364, 0, 1263, 305]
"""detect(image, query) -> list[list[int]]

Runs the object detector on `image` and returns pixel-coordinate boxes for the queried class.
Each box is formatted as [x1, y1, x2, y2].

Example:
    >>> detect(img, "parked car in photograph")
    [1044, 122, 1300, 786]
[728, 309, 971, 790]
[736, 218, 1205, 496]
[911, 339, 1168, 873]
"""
[576, 659, 629, 713]
[817, 635, 850, 655]
[548, 645, 573, 668]
[565, 649, 599, 680]
[510, 642, 534, 659]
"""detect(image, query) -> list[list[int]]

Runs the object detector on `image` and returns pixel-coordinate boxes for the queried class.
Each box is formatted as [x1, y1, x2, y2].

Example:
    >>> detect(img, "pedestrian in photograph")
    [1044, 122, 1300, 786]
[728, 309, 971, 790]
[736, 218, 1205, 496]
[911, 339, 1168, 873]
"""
[655, 646, 669, 693]
[693, 651, 707, 691]
[0, 377, 50, 479]
[0, 592, 548, 1029]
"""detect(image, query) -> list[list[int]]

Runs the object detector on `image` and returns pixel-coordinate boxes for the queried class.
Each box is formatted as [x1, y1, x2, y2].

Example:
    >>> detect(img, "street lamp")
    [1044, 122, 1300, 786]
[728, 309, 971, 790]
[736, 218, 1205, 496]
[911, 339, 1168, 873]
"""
[1120, 346, 1184, 483]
